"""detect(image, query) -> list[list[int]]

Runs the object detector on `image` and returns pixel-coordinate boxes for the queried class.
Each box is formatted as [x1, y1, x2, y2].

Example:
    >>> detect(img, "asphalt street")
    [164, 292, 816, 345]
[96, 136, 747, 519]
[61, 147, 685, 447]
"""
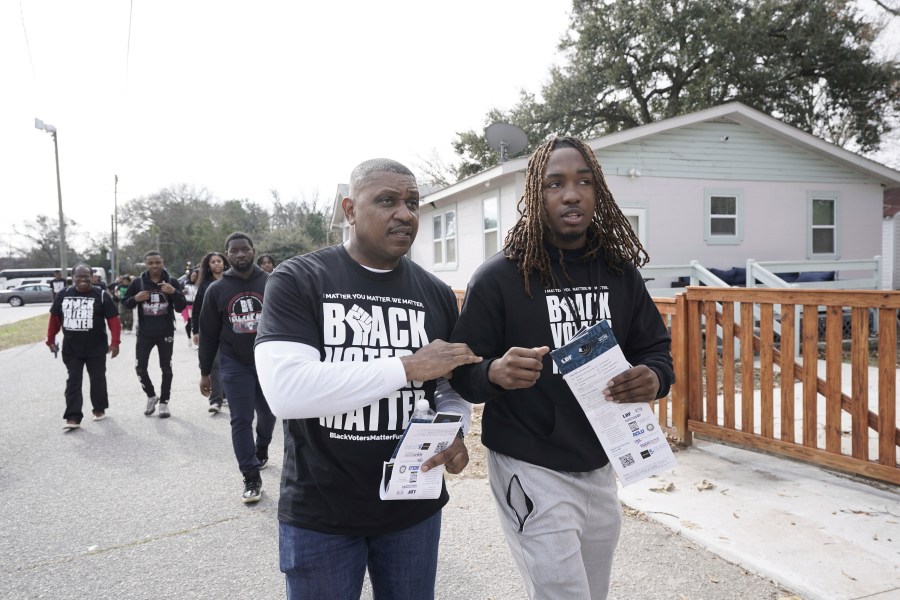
[0, 326, 796, 599]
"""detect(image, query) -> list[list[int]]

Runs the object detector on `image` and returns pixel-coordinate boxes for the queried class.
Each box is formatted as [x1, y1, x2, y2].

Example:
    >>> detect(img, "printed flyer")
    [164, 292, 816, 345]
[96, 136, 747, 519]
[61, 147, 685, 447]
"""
[550, 320, 676, 486]
[379, 413, 462, 500]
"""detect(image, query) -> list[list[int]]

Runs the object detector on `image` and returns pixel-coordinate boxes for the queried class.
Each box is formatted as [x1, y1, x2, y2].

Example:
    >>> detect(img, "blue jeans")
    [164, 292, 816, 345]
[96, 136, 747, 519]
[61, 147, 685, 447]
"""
[218, 353, 276, 474]
[279, 510, 441, 600]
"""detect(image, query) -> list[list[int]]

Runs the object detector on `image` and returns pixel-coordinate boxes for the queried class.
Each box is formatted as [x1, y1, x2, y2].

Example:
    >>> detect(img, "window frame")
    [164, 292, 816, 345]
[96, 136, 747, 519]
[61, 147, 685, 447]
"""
[703, 188, 743, 245]
[620, 207, 647, 246]
[807, 191, 840, 259]
[432, 206, 458, 270]
[482, 193, 500, 260]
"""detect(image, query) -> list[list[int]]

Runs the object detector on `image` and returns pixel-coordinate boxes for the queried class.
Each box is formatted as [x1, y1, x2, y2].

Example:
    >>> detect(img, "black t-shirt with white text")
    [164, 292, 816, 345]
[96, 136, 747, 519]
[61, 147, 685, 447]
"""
[50, 286, 118, 357]
[256, 244, 459, 536]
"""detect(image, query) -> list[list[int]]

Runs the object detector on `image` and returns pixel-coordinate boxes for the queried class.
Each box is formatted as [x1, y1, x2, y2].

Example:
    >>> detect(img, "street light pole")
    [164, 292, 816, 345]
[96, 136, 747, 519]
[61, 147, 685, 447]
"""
[112, 174, 119, 281]
[34, 118, 67, 277]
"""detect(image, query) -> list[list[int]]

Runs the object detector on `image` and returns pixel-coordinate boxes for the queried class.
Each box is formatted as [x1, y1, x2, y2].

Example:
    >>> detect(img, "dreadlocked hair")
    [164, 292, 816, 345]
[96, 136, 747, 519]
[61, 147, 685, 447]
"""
[503, 136, 650, 297]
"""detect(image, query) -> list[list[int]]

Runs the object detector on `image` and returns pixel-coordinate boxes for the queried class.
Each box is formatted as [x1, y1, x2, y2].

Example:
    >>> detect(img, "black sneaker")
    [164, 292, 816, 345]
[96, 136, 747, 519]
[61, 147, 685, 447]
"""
[256, 448, 269, 470]
[242, 471, 262, 504]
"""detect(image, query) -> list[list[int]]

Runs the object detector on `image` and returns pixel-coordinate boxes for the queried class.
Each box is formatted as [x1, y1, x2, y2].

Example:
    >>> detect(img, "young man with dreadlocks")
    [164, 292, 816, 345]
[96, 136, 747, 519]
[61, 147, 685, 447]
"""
[450, 136, 674, 599]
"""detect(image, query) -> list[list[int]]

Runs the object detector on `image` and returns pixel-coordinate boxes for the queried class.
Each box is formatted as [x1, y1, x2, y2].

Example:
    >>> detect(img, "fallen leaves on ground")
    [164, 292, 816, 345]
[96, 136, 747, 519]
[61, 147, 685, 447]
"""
[650, 481, 675, 493]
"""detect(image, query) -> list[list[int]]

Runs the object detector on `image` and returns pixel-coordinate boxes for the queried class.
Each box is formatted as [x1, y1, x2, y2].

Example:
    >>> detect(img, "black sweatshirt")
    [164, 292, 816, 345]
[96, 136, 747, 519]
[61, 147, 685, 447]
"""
[123, 268, 186, 337]
[450, 243, 674, 472]
[197, 265, 268, 375]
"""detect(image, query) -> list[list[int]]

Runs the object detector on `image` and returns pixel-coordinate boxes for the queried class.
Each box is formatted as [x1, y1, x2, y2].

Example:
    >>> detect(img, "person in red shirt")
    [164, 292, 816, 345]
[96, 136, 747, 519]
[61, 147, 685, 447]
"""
[46, 264, 121, 430]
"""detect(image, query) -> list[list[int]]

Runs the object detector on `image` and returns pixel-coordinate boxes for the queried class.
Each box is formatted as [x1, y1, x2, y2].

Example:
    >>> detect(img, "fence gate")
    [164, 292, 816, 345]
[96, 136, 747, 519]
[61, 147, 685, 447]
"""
[666, 287, 899, 485]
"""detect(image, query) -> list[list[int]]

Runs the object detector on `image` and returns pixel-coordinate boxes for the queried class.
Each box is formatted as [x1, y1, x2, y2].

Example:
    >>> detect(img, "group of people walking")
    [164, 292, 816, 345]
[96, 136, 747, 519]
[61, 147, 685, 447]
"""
[44, 136, 675, 600]
[47, 242, 281, 504]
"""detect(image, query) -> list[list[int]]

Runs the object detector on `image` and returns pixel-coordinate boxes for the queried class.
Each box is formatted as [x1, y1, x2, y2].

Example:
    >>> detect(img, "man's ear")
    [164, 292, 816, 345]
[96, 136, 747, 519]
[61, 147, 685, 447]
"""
[341, 197, 355, 225]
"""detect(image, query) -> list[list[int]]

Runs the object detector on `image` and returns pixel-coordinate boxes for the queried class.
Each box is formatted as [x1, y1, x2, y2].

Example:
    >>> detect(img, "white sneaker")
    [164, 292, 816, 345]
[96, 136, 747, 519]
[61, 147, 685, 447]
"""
[159, 403, 170, 418]
[144, 396, 159, 416]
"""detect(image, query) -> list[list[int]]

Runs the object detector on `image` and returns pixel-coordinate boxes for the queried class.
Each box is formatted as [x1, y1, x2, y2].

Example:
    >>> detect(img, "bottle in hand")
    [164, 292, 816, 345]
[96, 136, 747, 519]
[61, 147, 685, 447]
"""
[410, 399, 435, 424]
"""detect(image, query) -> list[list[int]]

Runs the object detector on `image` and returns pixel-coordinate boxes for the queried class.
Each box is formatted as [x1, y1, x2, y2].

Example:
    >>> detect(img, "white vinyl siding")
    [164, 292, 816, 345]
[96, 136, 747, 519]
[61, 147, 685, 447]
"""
[595, 122, 871, 184]
[704, 189, 742, 245]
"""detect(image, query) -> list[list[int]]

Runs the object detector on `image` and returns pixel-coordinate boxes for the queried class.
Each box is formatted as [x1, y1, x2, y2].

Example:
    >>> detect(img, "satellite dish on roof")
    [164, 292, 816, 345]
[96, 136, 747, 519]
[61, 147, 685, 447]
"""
[485, 122, 528, 163]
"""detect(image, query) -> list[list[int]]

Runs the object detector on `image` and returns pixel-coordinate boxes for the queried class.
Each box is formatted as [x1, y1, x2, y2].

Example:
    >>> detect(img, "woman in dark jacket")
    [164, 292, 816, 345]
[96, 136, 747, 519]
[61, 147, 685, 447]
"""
[192, 252, 229, 412]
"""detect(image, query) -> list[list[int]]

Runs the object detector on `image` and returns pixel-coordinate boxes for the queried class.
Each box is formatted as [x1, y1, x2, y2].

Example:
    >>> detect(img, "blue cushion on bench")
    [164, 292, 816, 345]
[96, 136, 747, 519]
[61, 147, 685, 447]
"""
[796, 271, 835, 282]
[709, 267, 732, 285]
[728, 267, 747, 286]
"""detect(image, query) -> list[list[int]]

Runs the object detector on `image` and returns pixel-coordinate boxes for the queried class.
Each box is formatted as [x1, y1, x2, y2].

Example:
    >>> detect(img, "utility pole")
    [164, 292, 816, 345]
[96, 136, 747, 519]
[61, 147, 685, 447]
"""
[35, 118, 67, 276]
[112, 174, 119, 281]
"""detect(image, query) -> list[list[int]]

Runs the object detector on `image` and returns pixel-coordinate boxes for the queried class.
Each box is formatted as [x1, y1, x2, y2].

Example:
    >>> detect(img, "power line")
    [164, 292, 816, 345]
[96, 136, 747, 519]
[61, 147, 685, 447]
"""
[125, 0, 134, 91]
[18, 0, 36, 81]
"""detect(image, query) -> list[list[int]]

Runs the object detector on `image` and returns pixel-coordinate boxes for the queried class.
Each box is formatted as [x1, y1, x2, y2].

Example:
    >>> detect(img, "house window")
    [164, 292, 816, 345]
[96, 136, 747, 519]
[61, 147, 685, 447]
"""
[433, 208, 457, 268]
[483, 195, 499, 259]
[621, 208, 647, 245]
[704, 189, 742, 245]
[808, 193, 839, 258]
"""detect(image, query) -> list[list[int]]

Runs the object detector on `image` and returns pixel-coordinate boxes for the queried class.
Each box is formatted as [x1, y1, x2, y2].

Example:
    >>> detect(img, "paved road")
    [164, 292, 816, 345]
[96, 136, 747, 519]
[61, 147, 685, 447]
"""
[0, 302, 50, 326]
[0, 333, 796, 599]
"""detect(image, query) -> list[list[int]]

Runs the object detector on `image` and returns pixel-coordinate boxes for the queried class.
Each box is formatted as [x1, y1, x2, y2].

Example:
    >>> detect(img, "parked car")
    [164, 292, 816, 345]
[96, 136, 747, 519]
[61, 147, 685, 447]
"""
[0, 283, 53, 307]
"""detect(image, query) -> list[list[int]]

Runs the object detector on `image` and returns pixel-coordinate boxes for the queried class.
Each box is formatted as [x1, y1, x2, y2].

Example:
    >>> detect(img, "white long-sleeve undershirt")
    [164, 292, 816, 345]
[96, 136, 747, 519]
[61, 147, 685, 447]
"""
[255, 340, 470, 434]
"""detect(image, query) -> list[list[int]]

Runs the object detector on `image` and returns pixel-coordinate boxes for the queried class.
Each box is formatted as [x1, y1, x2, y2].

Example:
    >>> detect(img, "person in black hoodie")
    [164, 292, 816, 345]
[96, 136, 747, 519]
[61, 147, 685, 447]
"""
[197, 232, 275, 504]
[123, 251, 187, 418]
[450, 136, 674, 600]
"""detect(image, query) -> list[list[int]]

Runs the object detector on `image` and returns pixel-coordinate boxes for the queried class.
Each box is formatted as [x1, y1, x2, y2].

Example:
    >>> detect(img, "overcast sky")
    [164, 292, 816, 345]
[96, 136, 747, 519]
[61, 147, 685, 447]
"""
[1, 0, 570, 252]
[2, 1, 897, 256]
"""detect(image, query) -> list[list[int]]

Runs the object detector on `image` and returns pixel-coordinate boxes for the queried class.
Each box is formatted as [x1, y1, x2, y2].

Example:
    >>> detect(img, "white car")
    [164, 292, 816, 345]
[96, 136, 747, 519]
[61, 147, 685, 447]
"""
[0, 283, 53, 307]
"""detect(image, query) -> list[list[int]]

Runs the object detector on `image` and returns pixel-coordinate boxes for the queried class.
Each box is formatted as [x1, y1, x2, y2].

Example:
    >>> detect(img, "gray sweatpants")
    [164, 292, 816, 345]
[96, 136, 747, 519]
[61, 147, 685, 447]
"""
[487, 450, 622, 600]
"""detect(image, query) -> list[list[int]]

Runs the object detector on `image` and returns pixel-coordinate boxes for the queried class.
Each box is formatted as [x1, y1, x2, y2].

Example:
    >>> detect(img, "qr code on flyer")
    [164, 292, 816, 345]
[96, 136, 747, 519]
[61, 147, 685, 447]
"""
[434, 441, 449, 453]
[619, 453, 635, 468]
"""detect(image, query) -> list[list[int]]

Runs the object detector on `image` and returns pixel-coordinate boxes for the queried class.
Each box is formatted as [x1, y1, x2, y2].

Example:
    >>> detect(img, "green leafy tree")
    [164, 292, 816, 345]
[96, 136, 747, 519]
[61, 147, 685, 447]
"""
[120, 184, 220, 274]
[453, 0, 900, 176]
[257, 191, 332, 261]
[115, 185, 334, 274]
[217, 199, 271, 241]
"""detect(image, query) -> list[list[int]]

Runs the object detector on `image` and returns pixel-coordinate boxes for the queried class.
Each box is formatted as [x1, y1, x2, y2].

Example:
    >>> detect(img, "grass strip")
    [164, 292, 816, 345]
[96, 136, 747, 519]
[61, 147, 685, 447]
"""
[0, 314, 47, 352]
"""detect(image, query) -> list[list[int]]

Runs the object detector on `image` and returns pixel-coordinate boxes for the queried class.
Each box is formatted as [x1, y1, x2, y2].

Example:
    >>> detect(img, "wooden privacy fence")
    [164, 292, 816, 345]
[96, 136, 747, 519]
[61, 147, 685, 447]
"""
[655, 287, 899, 486]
